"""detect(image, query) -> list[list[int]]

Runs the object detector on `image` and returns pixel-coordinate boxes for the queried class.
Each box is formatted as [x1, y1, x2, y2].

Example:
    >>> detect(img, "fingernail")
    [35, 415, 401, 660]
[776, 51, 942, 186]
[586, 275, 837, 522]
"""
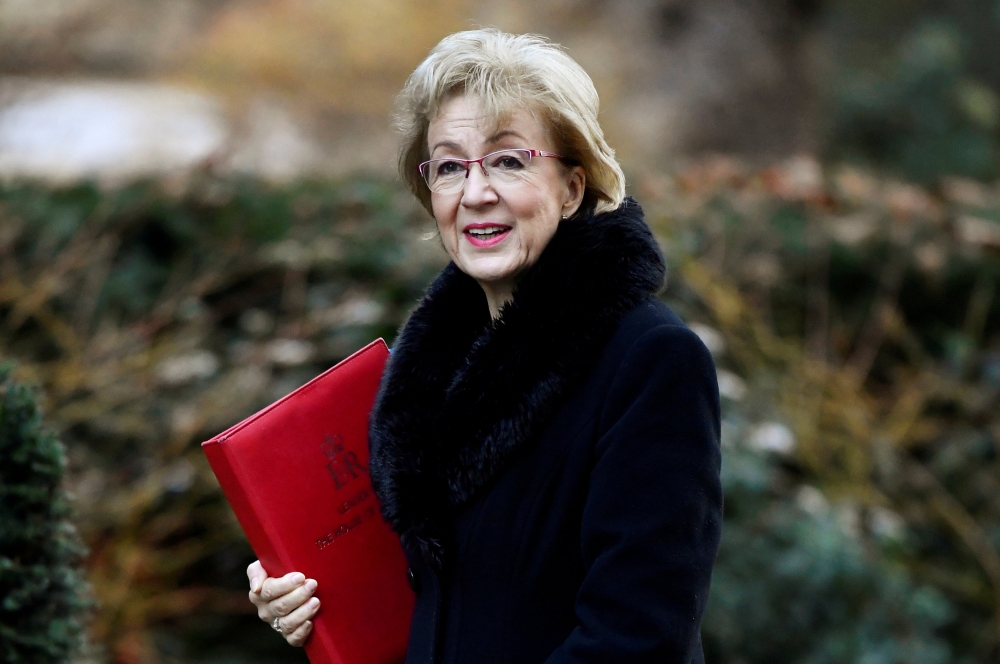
[309, 597, 320, 609]
[304, 579, 317, 592]
[293, 572, 305, 584]
[304, 621, 313, 631]
[250, 577, 260, 593]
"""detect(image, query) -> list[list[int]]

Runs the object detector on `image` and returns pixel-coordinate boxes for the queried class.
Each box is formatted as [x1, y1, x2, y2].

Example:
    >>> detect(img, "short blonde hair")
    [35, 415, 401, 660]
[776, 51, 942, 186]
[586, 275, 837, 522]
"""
[395, 28, 626, 216]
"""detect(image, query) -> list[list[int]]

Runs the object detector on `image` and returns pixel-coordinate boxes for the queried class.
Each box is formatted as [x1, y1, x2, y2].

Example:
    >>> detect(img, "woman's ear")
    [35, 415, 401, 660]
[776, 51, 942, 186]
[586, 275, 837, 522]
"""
[561, 165, 586, 219]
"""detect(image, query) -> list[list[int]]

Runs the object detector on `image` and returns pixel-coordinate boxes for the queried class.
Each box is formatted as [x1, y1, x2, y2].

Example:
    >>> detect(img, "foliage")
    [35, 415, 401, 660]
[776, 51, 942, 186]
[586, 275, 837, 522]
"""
[705, 448, 956, 663]
[644, 155, 1000, 661]
[828, 0, 1000, 182]
[3, 164, 1000, 661]
[0, 175, 444, 664]
[0, 366, 90, 663]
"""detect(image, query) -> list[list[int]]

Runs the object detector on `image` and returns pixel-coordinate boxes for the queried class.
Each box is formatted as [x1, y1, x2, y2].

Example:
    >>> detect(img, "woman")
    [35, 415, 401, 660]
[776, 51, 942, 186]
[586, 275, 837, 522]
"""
[248, 29, 722, 663]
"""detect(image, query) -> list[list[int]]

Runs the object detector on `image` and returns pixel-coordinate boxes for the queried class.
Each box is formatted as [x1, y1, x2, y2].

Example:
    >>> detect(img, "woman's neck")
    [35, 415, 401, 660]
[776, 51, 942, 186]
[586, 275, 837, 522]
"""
[478, 279, 514, 320]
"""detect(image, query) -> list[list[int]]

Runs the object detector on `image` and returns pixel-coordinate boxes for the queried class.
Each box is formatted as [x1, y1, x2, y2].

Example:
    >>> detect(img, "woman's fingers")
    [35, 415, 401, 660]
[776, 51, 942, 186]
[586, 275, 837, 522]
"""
[247, 560, 266, 593]
[267, 577, 318, 619]
[246, 564, 321, 648]
[248, 571, 317, 619]
[285, 619, 314, 647]
[259, 572, 306, 603]
[278, 596, 321, 644]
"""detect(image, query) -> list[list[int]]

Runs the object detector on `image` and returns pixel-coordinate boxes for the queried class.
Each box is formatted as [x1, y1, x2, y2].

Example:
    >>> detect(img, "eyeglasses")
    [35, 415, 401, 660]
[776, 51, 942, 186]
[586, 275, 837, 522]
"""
[418, 149, 565, 194]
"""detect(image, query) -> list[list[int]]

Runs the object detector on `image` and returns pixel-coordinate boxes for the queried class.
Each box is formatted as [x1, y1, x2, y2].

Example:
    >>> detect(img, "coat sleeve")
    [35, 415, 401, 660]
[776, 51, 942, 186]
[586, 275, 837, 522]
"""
[545, 324, 723, 664]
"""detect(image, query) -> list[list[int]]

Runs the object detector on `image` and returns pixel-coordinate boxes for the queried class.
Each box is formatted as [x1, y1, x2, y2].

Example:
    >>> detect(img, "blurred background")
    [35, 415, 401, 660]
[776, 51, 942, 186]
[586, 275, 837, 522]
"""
[1, 0, 1000, 662]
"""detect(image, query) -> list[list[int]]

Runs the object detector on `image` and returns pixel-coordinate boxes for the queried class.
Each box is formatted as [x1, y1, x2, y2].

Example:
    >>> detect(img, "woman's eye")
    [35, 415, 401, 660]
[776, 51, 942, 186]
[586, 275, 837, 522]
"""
[436, 161, 464, 176]
[492, 155, 526, 170]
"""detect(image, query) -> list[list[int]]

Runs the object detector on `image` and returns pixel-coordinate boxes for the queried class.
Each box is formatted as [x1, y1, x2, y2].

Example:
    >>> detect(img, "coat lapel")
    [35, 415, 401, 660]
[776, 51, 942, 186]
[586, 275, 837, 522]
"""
[369, 198, 665, 568]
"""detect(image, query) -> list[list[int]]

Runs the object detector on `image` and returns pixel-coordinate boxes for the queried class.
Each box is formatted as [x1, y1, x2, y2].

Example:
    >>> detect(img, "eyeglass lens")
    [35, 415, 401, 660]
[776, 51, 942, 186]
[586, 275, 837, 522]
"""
[422, 149, 535, 193]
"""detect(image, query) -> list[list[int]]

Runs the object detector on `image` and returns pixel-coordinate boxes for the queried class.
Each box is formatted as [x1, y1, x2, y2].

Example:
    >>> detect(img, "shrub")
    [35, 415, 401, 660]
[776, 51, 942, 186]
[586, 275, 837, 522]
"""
[0, 366, 90, 663]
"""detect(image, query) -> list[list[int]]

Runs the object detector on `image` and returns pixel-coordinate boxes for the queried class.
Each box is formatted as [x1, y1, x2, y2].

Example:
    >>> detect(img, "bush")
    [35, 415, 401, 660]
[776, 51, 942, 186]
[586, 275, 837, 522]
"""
[0, 366, 89, 663]
[0, 176, 436, 662]
[653, 156, 1000, 661]
[705, 446, 956, 663]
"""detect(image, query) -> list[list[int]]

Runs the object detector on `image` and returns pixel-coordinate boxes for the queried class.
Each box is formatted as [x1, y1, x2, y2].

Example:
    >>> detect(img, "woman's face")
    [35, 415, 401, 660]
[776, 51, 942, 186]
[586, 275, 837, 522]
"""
[426, 95, 585, 297]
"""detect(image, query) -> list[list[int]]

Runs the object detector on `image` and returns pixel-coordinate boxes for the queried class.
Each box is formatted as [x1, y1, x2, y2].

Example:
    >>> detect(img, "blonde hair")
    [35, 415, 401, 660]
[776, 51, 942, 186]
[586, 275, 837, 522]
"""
[395, 28, 626, 216]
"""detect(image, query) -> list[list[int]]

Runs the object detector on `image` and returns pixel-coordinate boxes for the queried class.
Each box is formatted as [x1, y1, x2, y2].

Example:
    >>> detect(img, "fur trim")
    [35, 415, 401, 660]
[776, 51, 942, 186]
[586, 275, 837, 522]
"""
[368, 198, 665, 568]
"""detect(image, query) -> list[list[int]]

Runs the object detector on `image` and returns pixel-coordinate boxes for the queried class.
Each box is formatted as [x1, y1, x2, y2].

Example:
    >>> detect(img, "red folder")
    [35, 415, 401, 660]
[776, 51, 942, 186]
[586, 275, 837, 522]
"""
[202, 339, 413, 664]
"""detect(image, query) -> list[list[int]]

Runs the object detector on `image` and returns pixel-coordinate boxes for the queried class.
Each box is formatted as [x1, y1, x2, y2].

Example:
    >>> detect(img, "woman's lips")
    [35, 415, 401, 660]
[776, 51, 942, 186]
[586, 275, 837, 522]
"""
[463, 224, 512, 248]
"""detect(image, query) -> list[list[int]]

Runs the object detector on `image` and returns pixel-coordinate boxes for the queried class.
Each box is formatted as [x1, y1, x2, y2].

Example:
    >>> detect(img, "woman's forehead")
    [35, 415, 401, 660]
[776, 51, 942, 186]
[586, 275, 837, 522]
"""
[427, 95, 549, 151]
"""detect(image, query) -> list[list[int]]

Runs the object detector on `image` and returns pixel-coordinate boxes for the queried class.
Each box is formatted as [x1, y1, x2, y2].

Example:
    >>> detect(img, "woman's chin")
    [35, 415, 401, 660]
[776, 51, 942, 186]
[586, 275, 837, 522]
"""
[459, 258, 520, 285]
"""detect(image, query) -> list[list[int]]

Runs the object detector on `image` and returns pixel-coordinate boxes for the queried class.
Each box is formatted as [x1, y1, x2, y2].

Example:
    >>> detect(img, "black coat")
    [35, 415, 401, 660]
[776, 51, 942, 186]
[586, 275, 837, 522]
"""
[369, 199, 723, 664]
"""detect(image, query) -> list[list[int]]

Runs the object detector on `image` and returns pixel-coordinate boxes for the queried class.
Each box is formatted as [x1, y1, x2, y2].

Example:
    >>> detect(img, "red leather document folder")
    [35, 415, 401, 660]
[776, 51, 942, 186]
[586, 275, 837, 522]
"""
[202, 339, 413, 664]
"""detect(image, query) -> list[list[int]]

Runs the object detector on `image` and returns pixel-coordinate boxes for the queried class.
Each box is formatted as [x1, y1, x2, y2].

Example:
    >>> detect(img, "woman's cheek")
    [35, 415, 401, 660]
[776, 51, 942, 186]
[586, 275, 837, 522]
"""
[433, 216, 459, 261]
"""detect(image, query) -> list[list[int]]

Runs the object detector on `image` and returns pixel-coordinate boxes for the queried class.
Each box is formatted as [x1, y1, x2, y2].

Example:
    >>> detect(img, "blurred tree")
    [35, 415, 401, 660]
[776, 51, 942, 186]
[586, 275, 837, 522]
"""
[827, 0, 1000, 182]
[0, 366, 90, 663]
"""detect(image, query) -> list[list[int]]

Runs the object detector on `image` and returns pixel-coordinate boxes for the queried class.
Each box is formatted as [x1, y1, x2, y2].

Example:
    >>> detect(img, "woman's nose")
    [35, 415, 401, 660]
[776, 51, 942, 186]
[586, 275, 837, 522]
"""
[460, 163, 498, 207]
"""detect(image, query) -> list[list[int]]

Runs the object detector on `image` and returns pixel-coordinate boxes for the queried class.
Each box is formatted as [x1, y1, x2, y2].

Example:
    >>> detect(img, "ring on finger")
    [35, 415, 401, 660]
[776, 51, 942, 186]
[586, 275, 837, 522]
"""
[271, 616, 284, 634]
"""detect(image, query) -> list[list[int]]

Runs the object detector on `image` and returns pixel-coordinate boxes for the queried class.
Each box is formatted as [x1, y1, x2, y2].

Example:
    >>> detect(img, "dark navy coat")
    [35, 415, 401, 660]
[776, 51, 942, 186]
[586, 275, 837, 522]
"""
[369, 199, 723, 664]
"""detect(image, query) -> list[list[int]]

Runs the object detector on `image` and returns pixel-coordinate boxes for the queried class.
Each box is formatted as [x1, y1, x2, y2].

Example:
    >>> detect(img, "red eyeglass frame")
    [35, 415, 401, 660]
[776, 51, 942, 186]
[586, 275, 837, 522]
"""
[417, 149, 566, 184]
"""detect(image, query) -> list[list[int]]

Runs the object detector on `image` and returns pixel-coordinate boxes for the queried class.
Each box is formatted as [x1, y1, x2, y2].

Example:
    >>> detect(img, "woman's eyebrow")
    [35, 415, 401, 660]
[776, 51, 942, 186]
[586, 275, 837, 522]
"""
[430, 140, 464, 155]
[486, 130, 526, 144]
[430, 130, 525, 156]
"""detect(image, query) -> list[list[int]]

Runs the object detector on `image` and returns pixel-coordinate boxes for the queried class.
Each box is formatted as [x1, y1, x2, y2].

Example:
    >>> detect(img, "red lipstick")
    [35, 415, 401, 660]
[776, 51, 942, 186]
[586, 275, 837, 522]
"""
[463, 222, 512, 248]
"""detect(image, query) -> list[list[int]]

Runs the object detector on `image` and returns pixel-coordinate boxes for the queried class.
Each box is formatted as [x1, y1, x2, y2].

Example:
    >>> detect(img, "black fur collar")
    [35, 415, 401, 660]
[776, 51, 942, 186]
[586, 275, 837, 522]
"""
[368, 198, 665, 568]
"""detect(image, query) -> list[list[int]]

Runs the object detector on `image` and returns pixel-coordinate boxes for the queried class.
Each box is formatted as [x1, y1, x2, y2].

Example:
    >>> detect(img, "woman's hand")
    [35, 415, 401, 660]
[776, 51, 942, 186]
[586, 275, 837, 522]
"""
[247, 560, 320, 647]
